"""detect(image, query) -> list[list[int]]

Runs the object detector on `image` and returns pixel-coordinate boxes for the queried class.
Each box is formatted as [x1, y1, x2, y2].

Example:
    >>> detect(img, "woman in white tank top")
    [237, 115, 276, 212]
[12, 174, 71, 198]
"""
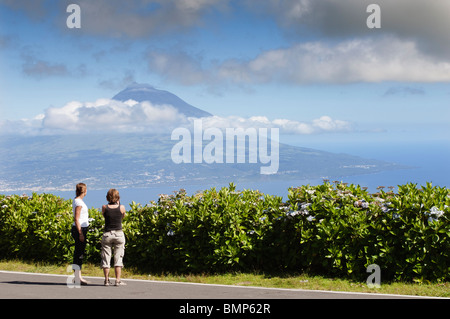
[71, 183, 90, 285]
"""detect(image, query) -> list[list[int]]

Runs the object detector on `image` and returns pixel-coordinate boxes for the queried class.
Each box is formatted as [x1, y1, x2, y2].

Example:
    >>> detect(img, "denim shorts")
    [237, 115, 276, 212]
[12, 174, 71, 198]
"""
[101, 230, 125, 268]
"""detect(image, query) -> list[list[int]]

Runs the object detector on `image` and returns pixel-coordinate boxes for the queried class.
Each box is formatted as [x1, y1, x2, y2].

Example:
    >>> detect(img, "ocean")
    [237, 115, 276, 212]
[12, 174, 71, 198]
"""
[8, 140, 450, 209]
[53, 140, 450, 209]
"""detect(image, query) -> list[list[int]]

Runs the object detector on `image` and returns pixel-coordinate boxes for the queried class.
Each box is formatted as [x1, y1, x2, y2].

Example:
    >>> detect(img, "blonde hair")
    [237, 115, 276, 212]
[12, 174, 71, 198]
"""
[106, 188, 120, 204]
[75, 183, 87, 197]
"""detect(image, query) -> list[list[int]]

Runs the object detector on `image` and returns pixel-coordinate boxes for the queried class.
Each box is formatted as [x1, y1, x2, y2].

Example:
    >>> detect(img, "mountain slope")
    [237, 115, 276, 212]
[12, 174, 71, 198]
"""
[112, 83, 212, 118]
[0, 134, 406, 191]
[0, 85, 407, 192]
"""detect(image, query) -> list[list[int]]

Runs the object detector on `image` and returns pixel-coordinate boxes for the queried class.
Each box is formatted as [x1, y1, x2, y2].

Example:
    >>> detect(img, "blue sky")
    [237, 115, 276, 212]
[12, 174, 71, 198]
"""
[1, 0, 450, 150]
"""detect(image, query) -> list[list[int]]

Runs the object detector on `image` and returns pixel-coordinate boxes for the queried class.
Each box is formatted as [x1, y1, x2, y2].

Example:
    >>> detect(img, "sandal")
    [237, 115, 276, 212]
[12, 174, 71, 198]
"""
[115, 280, 127, 286]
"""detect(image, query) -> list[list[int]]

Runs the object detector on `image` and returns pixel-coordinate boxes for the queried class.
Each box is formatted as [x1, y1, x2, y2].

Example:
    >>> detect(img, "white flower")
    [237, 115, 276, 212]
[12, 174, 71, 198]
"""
[430, 206, 444, 218]
[1, 205, 8, 209]
[167, 230, 175, 236]
[354, 200, 369, 209]
[301, 203, 311, 210]
[307, 216, 315, 222]
[381, 206, 390, 213]
[286, 210, 300, 217]
[428, 206, 444, 222]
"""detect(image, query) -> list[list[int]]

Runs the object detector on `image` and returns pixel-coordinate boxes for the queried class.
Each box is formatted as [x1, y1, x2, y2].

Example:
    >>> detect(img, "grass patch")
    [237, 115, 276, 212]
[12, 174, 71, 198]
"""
[0, 259, 448, 297]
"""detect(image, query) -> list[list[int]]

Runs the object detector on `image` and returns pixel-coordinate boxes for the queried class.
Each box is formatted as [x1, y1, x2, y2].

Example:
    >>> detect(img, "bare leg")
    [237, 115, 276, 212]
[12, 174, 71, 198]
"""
[114, 266, 126, 286]
[115, 266, 121, 282]
[103, 268, 110, 279]
[103, 268, 110, 285]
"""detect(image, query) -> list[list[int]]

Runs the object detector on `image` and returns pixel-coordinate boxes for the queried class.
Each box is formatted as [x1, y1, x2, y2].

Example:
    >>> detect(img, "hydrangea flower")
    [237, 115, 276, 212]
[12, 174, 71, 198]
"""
[428, 206, 444, 222]
[286, 210, 300, 217]
[301, 203, 311, 210]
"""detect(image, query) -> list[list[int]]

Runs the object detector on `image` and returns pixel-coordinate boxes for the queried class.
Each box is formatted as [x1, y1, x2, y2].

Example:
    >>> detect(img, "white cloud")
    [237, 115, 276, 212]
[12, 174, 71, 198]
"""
[39, 99, 188, 134]
[21, 55, 69, 77]
[220, 37, 450, 84]
[189, 115, 352, 135]
[0, 115, 44, 136]
[6, 0, 450, 86]
[147, 50, 210, 85]
[147, 36, 450, 86]
[58, 0, 229, 38]
[0, 99, 351, 136]
[9, 0, 450, 58]
[244, 0, 450, 59]
[3, 0, 231, 38]
[142, 0, 450, 86]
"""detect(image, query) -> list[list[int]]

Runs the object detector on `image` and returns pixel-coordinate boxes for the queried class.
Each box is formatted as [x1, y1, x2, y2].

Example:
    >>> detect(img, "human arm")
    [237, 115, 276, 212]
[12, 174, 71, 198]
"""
[74, 205, 85, 242]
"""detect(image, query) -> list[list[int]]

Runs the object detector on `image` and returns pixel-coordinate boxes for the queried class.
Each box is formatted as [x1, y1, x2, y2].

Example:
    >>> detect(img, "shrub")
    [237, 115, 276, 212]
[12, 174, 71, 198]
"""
[0, 193, 102, 264]
[1, 182, 449, 282]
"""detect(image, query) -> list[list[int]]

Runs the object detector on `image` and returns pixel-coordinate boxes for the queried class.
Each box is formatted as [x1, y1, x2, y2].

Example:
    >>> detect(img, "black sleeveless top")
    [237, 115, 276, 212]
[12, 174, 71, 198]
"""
[104, 204, 123, 232]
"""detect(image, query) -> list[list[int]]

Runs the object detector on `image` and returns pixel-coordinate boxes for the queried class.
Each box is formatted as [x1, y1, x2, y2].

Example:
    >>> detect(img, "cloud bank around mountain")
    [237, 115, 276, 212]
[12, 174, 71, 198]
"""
[0, 98, 352, 136]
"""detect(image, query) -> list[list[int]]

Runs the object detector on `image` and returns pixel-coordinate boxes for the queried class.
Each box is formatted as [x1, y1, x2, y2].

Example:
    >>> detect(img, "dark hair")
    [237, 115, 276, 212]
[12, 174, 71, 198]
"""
[75, 183, 87, 197]
[106, 188, 120, 204]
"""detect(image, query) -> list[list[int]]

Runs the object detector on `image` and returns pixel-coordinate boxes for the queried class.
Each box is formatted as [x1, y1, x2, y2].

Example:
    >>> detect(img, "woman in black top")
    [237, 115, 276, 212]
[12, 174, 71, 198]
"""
[101, 188, 126, 286]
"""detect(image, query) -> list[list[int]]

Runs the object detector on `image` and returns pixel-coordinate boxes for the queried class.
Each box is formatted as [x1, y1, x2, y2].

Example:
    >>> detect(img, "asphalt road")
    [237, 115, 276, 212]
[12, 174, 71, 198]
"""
[0, 270, 429, 299]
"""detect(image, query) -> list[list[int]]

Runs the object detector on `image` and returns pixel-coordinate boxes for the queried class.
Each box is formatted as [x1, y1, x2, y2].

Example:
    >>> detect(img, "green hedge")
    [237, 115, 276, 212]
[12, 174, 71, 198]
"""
[0, 193, 102, 264]
[1, 182, 449, 282]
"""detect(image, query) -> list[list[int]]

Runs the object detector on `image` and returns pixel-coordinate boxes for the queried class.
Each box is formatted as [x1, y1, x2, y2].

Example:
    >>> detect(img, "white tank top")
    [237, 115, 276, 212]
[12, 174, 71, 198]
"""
[72, 198, 89, 227]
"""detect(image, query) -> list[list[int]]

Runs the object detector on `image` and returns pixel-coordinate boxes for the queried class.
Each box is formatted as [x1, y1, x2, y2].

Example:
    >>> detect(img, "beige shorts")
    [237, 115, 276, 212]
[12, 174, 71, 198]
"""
[101, 230, 125, 268]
